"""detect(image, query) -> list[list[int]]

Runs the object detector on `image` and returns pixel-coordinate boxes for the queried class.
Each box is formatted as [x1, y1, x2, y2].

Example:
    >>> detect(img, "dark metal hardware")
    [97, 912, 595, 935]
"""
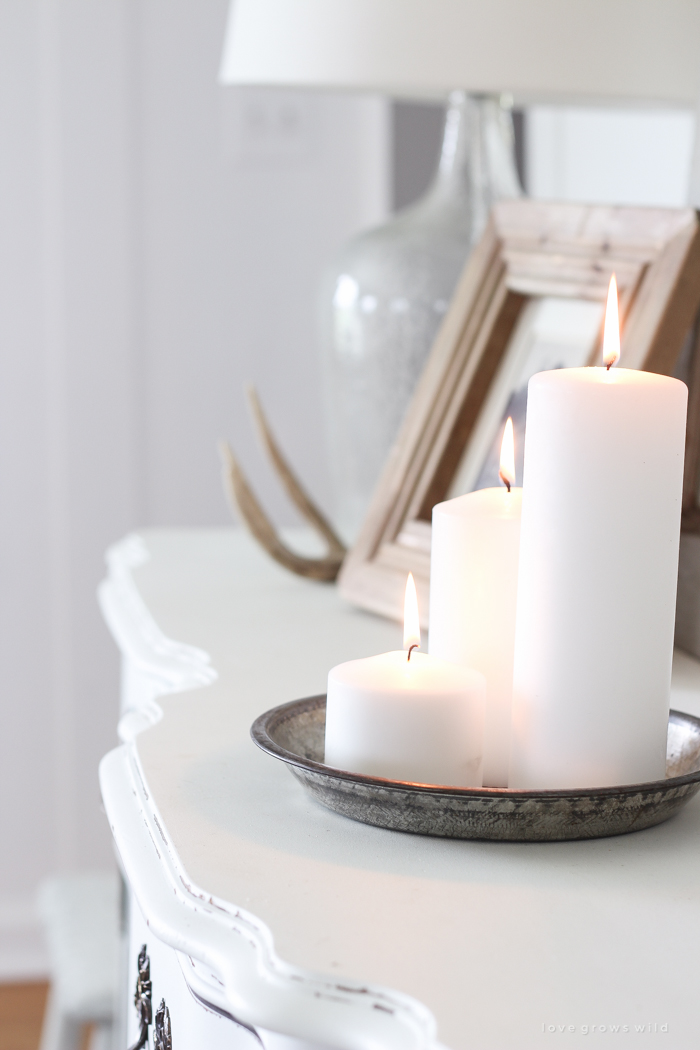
[128, 944, 152, 1050]
[154, 998, 172, 1050]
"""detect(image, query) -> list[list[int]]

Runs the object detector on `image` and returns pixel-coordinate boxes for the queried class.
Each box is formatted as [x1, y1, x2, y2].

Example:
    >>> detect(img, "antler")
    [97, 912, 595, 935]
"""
[219, 387, 346, 582]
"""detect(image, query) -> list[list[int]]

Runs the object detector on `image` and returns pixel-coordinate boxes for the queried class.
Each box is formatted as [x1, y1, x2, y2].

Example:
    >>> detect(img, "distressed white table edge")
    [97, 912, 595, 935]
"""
[98, 532, 441, 1050]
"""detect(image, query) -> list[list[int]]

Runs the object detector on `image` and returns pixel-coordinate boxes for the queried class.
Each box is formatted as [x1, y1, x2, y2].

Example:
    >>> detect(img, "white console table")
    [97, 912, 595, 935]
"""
[99, 528, 700, 1050]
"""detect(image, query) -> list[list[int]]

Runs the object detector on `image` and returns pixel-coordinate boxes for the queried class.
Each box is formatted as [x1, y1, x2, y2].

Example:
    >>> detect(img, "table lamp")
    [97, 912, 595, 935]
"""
[220, 0, 700, 541]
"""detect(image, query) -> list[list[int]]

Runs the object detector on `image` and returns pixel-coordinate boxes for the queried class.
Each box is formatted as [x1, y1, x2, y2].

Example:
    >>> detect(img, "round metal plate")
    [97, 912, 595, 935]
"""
[251, 696, 700, 841]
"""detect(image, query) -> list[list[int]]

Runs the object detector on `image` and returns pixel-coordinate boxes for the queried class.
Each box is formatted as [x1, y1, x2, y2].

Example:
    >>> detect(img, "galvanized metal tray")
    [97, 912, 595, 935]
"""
[251, 695, 700, 841]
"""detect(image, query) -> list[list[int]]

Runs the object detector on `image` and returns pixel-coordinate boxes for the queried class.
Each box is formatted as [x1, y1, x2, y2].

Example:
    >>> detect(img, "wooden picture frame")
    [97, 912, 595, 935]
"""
[338, 199, 700, 627]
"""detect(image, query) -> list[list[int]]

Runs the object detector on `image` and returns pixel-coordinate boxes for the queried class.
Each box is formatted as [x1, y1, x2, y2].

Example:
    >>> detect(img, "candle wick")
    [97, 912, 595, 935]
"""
[499, 469, 511, 493]
[407, 644, 419, 662]
[606, 360, 613, 371]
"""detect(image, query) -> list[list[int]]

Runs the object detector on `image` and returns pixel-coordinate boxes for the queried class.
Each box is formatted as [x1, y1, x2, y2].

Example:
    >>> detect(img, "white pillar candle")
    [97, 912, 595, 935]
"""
[325, 575, 486, 786]
[510, 277, 686, 790]
[429, 420, 521, 788]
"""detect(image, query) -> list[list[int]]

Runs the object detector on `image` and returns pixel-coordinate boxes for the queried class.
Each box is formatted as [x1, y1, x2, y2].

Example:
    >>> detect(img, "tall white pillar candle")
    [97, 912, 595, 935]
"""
[429, 419, 521, 787]
[325, 575, 486, 786]
[510, 362, 686, 789]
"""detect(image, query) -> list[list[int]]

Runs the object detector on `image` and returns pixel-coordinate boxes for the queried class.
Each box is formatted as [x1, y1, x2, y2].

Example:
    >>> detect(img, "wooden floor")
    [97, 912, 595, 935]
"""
[0, 983, 48, 1050]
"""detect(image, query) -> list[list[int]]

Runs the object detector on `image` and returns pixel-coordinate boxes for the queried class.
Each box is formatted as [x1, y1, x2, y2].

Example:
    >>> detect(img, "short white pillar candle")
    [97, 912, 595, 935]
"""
[324, 575, 486, 786]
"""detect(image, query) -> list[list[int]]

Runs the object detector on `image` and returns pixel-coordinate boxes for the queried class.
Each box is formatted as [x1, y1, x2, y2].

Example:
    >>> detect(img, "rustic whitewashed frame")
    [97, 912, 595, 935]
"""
[338, 200, 700, 627]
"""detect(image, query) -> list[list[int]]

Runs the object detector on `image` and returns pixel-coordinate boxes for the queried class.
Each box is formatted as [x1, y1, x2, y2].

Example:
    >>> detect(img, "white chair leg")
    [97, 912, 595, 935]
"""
[39, 989, 84, 1050]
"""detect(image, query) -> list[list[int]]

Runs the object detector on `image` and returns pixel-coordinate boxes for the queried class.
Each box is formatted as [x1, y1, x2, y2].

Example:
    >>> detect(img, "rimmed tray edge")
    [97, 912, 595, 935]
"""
[250, 694, 700, 800]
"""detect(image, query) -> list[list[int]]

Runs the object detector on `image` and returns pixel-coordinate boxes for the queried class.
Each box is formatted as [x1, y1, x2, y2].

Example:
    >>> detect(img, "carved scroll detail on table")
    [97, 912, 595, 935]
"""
[220, 386, 346, 581]
[128, 944, 152, 1050]
[154, 999, 172, 1050]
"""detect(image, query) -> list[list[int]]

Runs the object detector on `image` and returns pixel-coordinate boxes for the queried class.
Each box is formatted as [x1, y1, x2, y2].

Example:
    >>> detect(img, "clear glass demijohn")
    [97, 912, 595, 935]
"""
[319, 92, 522, 542]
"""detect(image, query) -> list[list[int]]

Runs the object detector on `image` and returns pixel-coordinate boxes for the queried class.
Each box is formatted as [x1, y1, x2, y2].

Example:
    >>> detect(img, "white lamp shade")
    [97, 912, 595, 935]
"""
[220, 0, 700, 106]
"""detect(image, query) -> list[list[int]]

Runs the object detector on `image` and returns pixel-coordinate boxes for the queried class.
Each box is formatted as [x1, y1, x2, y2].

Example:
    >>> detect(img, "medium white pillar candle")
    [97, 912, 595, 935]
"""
[510, 345, 686, 787]
[429, 421, 521, 788]
[325, 575, 486, 786]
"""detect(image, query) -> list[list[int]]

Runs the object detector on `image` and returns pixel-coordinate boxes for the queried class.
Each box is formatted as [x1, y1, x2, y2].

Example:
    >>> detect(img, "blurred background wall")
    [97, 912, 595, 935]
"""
[0, 0, 696, 977]
[0, 0, 389, 976]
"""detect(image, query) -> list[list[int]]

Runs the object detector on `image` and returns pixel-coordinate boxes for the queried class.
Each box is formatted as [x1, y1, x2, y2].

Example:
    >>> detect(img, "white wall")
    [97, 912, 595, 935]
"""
[0, 0, 389, 978]
[137, 7, 389, 527]
[527, 105, 695, 206]
[0, 0, 138, 978]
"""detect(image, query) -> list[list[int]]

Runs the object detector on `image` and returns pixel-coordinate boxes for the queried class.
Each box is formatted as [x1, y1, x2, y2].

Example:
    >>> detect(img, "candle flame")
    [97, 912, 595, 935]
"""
[603, 274, 620, 369]
[403, 573, 421, 654]
[499, 417, 515, 492]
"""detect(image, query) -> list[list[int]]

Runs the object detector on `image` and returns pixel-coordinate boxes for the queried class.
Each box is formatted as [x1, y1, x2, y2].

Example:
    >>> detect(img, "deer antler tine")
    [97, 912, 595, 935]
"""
[218, 441, 343, 582]
[246, 385, 346, 560]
